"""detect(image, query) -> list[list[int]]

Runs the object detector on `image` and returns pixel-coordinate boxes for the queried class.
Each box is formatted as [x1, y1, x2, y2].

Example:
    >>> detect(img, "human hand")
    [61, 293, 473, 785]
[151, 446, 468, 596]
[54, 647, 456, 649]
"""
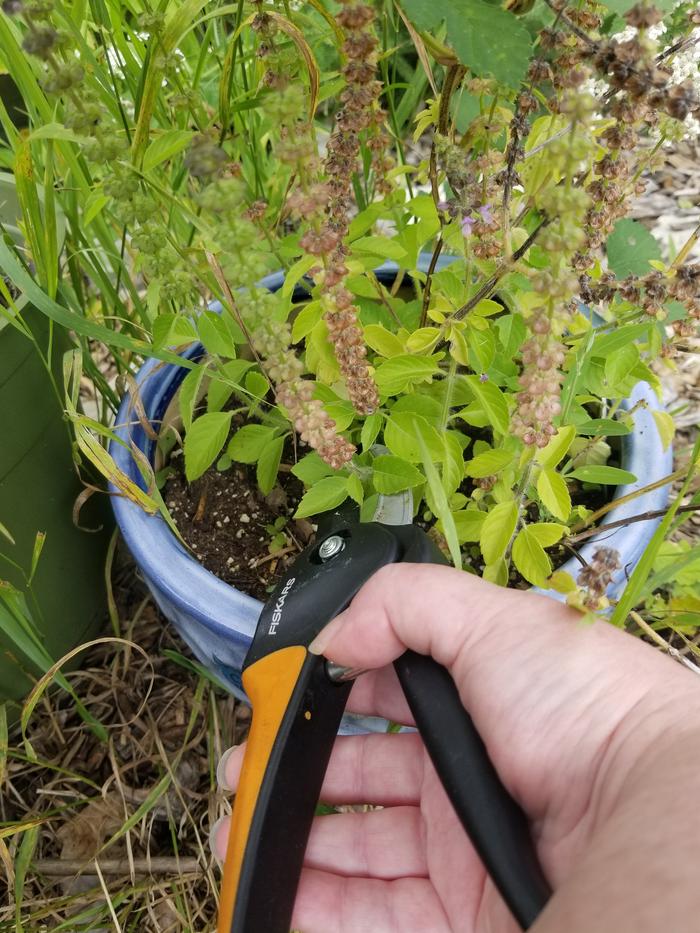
[212, 565, 700, 932]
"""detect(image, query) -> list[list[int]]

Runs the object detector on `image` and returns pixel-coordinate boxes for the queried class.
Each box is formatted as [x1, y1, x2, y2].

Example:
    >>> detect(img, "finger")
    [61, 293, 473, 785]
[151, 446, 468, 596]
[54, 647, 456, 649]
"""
[304, 807, 428, 879]
[220, 732, 425, 805]
[346, 665, 414, 725]
[292, 867, 452, 933]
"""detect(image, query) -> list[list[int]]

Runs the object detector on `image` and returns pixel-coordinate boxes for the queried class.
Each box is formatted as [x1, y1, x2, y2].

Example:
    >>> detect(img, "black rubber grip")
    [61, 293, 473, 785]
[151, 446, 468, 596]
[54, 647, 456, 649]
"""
[394, 650, 551, 930]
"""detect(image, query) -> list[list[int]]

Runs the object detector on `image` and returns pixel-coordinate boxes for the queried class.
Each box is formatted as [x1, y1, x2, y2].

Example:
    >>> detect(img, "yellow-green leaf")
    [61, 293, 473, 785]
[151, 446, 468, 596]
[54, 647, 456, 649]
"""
[480, 500, 517, 565]
[363, 324, 405, 358]
[465, 448, 514, 479]
[535, 425, 576, 469]
[536, 468, 571, 522]
[651, 409, 674, 452]
[527, 522, 567, 547]
[512, 527, 551, 587]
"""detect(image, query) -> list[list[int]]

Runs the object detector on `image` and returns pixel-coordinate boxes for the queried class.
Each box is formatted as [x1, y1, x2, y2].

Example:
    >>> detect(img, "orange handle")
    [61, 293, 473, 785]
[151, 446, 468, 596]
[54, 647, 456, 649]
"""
[217, 645, 307, 933]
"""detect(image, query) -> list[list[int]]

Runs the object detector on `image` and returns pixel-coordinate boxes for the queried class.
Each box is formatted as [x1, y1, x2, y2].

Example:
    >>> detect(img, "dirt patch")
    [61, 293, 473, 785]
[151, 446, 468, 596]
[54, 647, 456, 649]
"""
[163, 428, 311, 602]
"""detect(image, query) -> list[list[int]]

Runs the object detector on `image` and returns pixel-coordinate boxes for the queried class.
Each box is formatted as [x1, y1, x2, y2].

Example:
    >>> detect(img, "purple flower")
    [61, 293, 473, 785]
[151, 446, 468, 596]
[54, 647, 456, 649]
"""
[478, 204, 494, 224]
[437, 200, 451, 212]
[461, 215, 475, 237]
[479, 373, 489, 383]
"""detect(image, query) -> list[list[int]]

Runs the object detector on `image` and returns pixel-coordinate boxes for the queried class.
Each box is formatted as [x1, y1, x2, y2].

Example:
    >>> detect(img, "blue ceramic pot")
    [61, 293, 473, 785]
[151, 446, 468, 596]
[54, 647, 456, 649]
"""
[110, 256, 673, 718]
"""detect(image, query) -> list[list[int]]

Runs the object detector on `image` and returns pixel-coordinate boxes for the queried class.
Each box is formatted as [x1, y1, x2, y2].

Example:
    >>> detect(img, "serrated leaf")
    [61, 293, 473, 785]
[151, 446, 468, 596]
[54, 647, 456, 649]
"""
[198, 311, 237, 358]
[346, 473, 364, 506]
[352, 235, 407, 262]
[257, 434, 284, 495]
[480, 500, 517, 565]
[495, 313, 526, 357]
[464, 448, 514, 478]
[527, 522, 566, 547]
[406, 327, 441, 354]
[184, 411, 233, 482]
[450, 509, 486, 543]
[361, 412, 383, 451]
[512, 527, 551, 587]
[291, 452, 336, 485]
[291, 300, 323, 343]
[537, 468, 571, 522]
[228, 424, 278, 464]
[464, 377, 510, 435]
[606, 219, 662, 278]
[651, 409, 674, 452]
[374, 354, 441, 395]
[535, 425, 576, 469]
[364, 324, 405, 358]
[401, 0, 531, 87]
[576, 418, 631, 437]
[604, 343, 639, 388]
[384, 412, 444, 462]
[372, 456, 425, 495]
[569, 465, 637, 485]
[207, 359, 255, 413]
[295, 476, 349, 519]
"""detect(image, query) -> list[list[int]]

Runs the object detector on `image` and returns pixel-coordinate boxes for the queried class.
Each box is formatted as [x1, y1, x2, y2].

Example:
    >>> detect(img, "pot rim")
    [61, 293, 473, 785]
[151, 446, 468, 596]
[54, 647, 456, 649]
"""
[109, 257, 673, 667]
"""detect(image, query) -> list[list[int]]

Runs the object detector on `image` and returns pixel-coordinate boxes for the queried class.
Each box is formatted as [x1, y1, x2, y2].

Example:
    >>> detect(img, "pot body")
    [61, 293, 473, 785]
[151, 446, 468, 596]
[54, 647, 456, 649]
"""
[110, 257, 673, 718]
[0, 175, 110, 705]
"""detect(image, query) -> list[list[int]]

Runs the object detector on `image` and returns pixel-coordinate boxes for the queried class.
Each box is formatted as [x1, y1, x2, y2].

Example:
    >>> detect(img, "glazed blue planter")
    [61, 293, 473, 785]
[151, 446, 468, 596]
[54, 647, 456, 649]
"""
[110, 256, 673, 718]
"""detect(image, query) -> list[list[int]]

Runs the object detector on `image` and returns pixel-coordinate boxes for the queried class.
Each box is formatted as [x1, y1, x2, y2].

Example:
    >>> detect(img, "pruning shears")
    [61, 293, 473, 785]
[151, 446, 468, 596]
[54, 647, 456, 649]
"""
[217, 490, 551, 933]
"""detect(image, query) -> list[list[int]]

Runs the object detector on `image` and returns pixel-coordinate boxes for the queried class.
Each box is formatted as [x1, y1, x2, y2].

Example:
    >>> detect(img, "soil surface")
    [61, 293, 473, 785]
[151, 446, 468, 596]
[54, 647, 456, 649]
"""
[163, 429, 311, 602]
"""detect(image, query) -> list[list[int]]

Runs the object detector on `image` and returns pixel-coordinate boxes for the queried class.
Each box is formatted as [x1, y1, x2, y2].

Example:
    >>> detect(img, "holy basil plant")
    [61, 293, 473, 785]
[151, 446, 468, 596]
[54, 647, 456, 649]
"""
[2, 0, 699, 617]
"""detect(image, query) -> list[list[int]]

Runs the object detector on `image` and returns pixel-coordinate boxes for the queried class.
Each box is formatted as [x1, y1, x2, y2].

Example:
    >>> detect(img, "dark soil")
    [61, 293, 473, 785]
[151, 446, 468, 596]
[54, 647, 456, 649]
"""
[163, 434, 311, 602]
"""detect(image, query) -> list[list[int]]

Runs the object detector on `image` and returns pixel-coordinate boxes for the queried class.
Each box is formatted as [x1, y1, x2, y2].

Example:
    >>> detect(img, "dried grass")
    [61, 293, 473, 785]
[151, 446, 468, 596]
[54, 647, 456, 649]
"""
[0, 551, 251, 932]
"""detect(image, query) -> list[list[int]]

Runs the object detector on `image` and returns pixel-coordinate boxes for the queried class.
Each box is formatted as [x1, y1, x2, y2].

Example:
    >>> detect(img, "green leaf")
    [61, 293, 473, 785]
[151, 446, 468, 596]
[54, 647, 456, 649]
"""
[198, 311, 237, 358]
[364, 324, 405, 358]
[405, 327, 441, 354]
[207, 359, 255, 413]
[537, 468, 572, 522]
[372, 456, 425, 495]
[548, 570, 577, 594]
[352, 235, 407, 262]
[606, 219, 662, 278]
[604, 343, 639, 388]
[576, 418, 631, 437]
[143, 129, 196, 171]
[291, 300, 323, 342]
[601, 0, 677, 14]
[295, 476, 349, 519]
[401, 0, 532, 87]
[591, 323, 649, 357]
[282, 256, 316, 298]
[512, 527, 551, 587]
[535, 425, 576, 469]
[292, 452, 337, 485]
[228, 424, 278, 464]
[418, 435, 461, 570]
[569, 465, 637, 485]
[384, 412, 444, 462]
[450, 508, 486, 543]
[361, 412, 382, 451]
[184, 411, 233, 482]
[245, 371, 270, 399]
[652, 410, 674, 452]
[527, 522, 567, 547]
[374, 354, 441, 396]
[180, 364, 207, 432]
[464, 448, 514, 479]
[346, 473, 364, 506]
[153, 314, 197, 348]
[257, 435, 284, 495]
[464, 377, 509, 436]
[495, 313, 526, 357]
[480, 500, 517, 565]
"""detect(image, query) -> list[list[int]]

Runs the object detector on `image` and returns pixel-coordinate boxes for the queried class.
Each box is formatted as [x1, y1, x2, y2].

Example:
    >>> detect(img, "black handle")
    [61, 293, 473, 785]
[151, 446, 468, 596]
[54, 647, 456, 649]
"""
[394, 650, 551, 929]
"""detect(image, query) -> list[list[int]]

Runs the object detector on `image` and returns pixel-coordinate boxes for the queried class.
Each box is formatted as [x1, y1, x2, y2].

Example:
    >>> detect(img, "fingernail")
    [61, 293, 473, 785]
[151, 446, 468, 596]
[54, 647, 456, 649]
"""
[308, 614, 344, 656]
[209, 816, 228, 863]
[216, 746, 237, 792]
